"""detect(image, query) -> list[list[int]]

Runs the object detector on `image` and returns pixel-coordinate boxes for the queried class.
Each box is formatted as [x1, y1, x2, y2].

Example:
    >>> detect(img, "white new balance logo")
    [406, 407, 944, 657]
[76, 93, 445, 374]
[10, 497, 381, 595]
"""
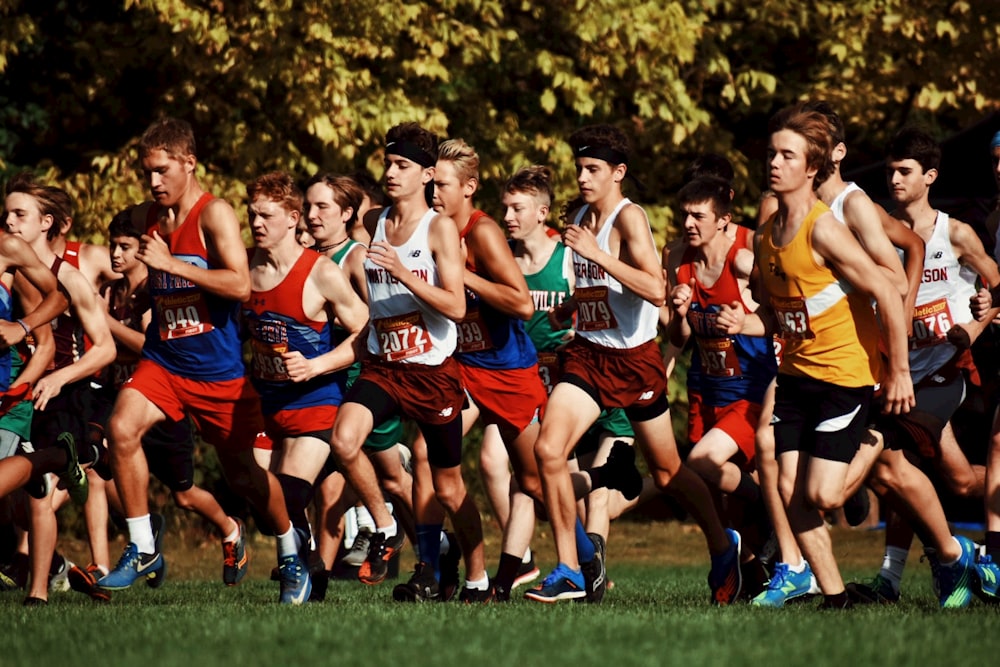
[439, 406, 454, 418]
[639, 390, 654, 401]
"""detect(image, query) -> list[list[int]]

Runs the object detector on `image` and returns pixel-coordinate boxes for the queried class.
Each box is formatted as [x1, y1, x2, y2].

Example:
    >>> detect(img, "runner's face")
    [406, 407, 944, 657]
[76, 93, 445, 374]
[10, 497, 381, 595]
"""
[141, 148, 193, 207]
[305, 183, 351, 245]
[249, 196, 297, 250]
[432, 160, 468, 218]
[886, 158, 932, 206]
[502, 191, 548, 241]
[110, 235, 141, 273]
[767, 129, 815, 194]
[576, 157, 619, 203]
[682, 200, 725, 248]
[384, 155, 431, 203]
[3, 192, 49, 245]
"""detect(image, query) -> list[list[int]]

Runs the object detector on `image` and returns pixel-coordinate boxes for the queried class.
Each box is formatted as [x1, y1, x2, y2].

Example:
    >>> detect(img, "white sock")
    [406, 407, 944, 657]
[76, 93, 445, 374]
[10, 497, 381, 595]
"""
[465, 574, 489, 591]
[127, 515, 156, 554]
[940, 536, 962, 567]
[356, 505, 376, 532]
[276, 524, 298, 558]
[522, 547, 533, 564]
[879, 546, 909, 592]
[376, 519, 398, 539]
[788, 559, 807, 574]
[222, 517, 240, 543]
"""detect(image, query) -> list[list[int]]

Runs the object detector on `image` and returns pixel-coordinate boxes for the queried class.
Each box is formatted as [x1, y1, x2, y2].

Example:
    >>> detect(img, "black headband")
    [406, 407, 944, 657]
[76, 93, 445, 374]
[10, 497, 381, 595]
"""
[385, 140, 436, 168]
[574, 144, 629, 166]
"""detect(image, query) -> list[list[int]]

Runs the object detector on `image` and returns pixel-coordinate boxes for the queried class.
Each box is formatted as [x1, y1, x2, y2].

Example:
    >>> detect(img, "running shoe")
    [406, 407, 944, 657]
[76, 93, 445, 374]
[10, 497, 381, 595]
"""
[392, 562, 440, 602]
[459, 581, 495, 604]
[751, 561, 818, 607]
[438, 531, 462, 601]
[972, 552, 999, 603]
[513, 554, 540, 588]
[817, 594, 854, 610]
[98, 543, 165, 590]
[48, 552, 72, 593]
[22, 596, 47, 607]
[581, 533, 607, 603]
[278, 553, 312, 605]
[845, 573, 900, 605]
[601, 440, 643, 501]
[68, 563, 112, 602]
[358, 530, 404, 585]
[926, 535, 975, 609]
[524, 564, 586, 603]
[341, 528, 372, 568]
[222, 517, 249, 586]
[708, 528, 742, 606]
[55, 432, 88, 505]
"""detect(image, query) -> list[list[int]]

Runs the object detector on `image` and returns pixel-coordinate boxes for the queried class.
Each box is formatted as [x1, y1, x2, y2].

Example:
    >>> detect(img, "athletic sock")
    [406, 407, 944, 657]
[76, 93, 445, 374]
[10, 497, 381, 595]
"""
[355, 505, 376, 533]
[732, 472, 761, 503]
[986, 531, 1000, 560]
[222, 517, 240, 543]
[376, 518, 398, 539]
[276, 524, 299, 558]
[277, 473, 314, 534]
[522, 547, 533, 564]
[465, 574, 489, 591]
[940, 536, 962, 567]
[416, 523, 443, 579]
[127, 515, 156, 554]
[494, 552, 522, 592]
[788, 559, 807, 574]
[439, 530, 451, 556]
[575, 518, 596, 564]
[879, 546, 909, 593]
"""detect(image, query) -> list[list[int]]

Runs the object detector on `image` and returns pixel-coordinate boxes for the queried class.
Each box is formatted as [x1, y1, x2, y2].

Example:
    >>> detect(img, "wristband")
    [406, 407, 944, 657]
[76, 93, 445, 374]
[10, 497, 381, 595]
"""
[15, 319, 31, 335]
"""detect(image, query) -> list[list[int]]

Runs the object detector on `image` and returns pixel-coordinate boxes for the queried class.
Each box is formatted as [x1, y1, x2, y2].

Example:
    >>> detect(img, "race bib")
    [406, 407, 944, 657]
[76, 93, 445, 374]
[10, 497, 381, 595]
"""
[772, 334, 785, 366]
[156, 292, 214, 340]
[375, 311, 432, 362]
[536, 351, 560, 395]
[575, 286, 618, 332]
[696, 336, 743, 378]
[771, 296, 814, 341]
[910, 298, 953, 349]
[250, 338, 290, 382]
[456, 307, 495, 353]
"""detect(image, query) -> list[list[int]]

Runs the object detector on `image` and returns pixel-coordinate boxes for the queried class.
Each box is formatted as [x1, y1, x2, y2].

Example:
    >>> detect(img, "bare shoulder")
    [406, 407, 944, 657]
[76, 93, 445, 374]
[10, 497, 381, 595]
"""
[733, 247, 755, 279]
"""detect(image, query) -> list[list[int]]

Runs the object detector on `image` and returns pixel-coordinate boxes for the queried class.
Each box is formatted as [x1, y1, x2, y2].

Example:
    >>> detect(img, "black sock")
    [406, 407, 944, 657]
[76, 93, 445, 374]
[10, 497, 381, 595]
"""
[986, 531, 1000, 560]
[276, 473, 314, 536]
[732, 472, 760, 503]
[494, 552, 523, 592]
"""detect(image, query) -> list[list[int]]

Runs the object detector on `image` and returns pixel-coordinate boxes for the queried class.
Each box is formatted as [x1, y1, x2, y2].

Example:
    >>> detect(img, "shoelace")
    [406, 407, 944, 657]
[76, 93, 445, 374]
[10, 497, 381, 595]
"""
[767, 563, 791, 590]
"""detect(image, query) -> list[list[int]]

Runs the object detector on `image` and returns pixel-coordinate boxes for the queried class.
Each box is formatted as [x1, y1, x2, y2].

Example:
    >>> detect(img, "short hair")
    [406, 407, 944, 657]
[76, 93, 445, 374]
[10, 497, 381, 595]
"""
[437, 138, 480, 183]
[569, 125, 630, 165]
[683, 153, 734, 186]
[4, 172, 70, 240]
[107, 206, 143, 240]
[768, 104, 835, 187]
[349, 170, 390, 207]
[305, 172, 366, 227]
[503, 165, 553, 209]
[678, 176, 732, 218]
[247, 172, 303, 215]
[385, 122, 438, 165]
[886, 127, 941, 173]
[139, 117, 197, 160]
[803, 100, 846, 146]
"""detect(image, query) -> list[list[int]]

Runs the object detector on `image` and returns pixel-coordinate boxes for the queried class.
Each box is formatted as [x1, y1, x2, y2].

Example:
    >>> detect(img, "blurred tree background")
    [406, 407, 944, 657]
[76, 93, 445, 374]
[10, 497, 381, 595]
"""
[2, 0, 999, 531]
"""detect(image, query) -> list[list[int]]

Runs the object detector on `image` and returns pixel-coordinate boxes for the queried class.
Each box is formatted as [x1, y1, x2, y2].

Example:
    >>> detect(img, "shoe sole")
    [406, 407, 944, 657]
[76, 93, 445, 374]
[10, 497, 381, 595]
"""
[524, 589, 587, 603]
[68, 568, 112, 602]
[513, 566, 540, 589]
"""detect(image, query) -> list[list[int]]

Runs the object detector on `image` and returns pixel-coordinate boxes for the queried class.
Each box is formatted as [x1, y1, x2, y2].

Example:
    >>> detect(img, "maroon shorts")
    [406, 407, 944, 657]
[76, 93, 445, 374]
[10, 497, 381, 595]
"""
[124, 359, 265, 453]
[560, 337, 668, 414]
[355, 355, 464, 426]
[461, 363, 547, 434]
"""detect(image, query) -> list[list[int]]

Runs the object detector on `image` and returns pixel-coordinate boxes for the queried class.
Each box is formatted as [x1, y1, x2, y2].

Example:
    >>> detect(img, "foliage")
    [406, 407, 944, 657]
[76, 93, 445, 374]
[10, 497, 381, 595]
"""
[1, 1, 998, 245]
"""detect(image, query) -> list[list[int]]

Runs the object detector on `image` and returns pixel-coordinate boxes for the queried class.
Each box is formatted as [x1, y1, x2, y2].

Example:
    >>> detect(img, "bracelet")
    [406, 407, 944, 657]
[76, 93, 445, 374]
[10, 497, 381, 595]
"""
[15, 319, 31, 335]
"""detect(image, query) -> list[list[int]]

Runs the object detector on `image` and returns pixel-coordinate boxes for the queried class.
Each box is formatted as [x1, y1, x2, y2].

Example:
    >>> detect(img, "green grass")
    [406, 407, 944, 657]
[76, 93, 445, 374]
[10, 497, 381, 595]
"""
[5, 563, 999, 667]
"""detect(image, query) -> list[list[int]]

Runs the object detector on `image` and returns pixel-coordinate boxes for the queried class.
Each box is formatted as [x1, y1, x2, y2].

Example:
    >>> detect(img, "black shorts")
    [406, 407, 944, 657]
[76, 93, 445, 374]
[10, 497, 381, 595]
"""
[875, 369, 965, 458]
[772, 374, 873, 464]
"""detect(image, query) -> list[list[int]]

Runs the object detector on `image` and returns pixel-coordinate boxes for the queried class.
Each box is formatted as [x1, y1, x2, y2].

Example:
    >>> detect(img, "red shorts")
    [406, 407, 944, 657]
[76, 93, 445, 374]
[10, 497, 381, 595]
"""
[356, 355, 464, 426]
[688, 393, 760, 466]
[264, 404, 339, 445]
[124, 359, 265, 453]
[460, 363, 547, 434]
[560, 337, 667, 411]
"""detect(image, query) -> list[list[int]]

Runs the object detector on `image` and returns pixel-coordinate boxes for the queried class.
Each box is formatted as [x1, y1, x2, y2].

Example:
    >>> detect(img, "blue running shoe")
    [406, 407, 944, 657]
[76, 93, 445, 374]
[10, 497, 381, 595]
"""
[278, 553, 312, 605]
[98, 542, 165, 591]
[927, 535, 975, 609]
[524, 564, 586, 603]
[972, 553, 999, 603]
[752, 562, 817, 608]
[708, 528, 742, 606]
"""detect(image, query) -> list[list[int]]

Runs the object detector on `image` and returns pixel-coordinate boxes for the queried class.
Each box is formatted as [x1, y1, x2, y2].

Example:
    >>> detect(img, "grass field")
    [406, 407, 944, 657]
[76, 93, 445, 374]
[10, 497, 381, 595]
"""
[4, 521, 999, 667]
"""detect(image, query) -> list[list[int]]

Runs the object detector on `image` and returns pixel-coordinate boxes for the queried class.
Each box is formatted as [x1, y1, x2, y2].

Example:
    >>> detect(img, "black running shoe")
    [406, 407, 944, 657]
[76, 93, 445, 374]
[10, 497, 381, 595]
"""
[358, 530, 404, 585]
[392, 562, 440, 602]
[581, 533, 607, 603]
[439, 531, 462, 601]
[459, 581, 495, 604]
